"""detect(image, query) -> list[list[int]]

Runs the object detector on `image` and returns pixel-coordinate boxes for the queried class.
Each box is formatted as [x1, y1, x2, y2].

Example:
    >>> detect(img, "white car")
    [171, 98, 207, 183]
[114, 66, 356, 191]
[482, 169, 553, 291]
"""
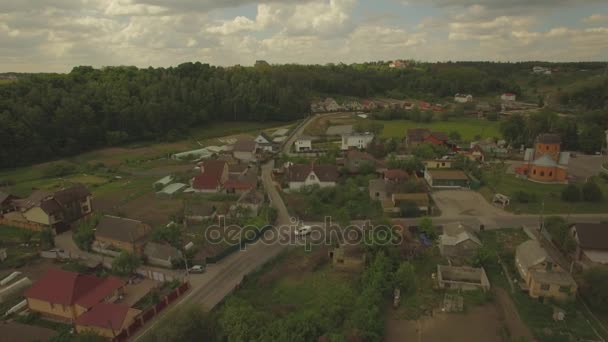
[189, 265, 206, 273]
[295, 225, 312, 237]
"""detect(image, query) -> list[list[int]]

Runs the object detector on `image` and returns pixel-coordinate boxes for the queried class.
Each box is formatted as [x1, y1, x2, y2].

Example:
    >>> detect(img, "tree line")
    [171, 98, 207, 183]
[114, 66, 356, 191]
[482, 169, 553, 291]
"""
[1, 61, 605, 168]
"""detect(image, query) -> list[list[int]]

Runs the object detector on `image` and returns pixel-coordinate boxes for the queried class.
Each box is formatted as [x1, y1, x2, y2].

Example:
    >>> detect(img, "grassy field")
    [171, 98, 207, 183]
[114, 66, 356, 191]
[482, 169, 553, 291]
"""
[479, 168, 608, 214]
[374, 118, 501, 141]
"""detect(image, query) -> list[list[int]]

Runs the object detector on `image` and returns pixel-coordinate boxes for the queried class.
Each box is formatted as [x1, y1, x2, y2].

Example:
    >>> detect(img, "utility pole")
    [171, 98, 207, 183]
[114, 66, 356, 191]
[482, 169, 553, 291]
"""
[539, 200, 545, 232]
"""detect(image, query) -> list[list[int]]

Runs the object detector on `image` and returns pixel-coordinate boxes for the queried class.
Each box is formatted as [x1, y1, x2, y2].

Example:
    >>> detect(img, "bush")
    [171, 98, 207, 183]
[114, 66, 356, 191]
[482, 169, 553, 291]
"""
[42, 162, 77, 178]
[582, 181, 603, 202]
[513, 191, 537, 203]
[112, 251, 141, 276]
[561, 184, 581, 202]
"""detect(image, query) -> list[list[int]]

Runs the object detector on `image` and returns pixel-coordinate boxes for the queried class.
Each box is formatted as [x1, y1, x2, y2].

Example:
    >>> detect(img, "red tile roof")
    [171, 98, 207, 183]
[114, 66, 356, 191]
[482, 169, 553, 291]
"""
[75, 303, 130, 331]
[192, 160, 227, 190]
[25, 268, 124, 308]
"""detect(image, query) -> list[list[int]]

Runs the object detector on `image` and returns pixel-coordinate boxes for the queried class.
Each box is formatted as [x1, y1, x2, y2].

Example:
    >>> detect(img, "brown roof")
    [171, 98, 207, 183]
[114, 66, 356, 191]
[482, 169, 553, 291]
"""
[192, 160, 227, 190]
[573, 223, 608, 250]
[0, 191, 16, 204]
[229, 163, 249, 173]
[407, 128, 431, 142]
[536, 133, 561, 144]
[384, 169, 409, 181]
[428, 169, 468, 180]
[95, 215, 149, 243]
[392, 193, 429, 206]
[39, 198, 63, 215]
[53, 184, 91, 206]
[233, 138, 257, 152]
[13, 190, 53, 210]
[345, 149, 376, 162]
[286, 164, 339, 182]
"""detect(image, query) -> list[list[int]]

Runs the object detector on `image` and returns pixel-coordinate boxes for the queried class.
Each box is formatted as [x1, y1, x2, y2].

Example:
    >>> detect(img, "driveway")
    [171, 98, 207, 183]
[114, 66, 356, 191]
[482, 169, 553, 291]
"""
[431, 189, 510, 217]
[567, 154, 608, 181]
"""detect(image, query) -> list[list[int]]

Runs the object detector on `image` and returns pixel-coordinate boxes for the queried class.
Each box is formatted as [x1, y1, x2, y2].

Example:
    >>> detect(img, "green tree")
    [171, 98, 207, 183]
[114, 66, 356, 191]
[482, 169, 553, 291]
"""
[448, 131, 461, 142]
[582, 181, 603, 202]
[561, 184, 581, 202]
[220, 298, 270, 341]
[582, 268, 608, 313]
[579, 126, 604, 154]
[40, 228, 55, 249]
[394, 262, 416, 295]
[112, 251, 141, 276]
[418, 217, 437, 240]
[73, 215, 99, 251]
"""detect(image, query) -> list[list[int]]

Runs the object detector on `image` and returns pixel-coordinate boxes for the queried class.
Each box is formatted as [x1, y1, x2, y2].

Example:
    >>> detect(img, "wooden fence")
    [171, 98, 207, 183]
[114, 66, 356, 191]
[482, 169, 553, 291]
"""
[0, 217, 46, 232]
[112, 281, 191, 341]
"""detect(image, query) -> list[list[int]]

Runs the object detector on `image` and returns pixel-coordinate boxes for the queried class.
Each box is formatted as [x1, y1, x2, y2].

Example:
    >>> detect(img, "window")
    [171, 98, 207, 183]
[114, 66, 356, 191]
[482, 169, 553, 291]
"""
[548, 171, 552, 177]
[82, 205, 89, 212]
[533, 169, 537, 175]
[546, 145, 549, 150]
[540, 283, 550, 291]
[309, 174, 316, 181]
[540, 171, 545, 177]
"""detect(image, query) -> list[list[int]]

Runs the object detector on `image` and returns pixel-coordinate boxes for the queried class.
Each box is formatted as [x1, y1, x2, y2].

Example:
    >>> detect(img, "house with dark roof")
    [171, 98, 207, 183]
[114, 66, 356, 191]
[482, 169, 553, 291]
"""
[405, 128, 455, 150]
[286, 163, 339, 190]
[25, 268, 125, 322]
[224, 165, 258, 194]
[232, 138, 257, 162]
[571, 223, 608, 265]
[515, 240, 576, 300]
[342, 150, 385, 174]
[94, 215, 151, 255]
[11, 184, 92, 232]
[144, 242, 181, 268]
[383, 169, 409, 182]
[191, 160, 229, 193]
[231, 189, 265, 216]
[439, 223, 482, 258]
[424, 169, 470, 188]
[75, 302, 141, 338]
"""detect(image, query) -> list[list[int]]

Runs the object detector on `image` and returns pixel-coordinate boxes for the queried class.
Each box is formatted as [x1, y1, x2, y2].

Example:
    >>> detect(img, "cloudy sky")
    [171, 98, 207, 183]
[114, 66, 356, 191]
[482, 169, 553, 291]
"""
[1, 0, 607, 72]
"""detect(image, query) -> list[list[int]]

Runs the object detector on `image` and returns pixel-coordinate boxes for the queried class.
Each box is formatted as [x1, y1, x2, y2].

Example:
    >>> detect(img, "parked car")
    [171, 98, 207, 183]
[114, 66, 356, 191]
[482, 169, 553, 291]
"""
[295, 225, 312, 237]
[190, 265, 206, 273]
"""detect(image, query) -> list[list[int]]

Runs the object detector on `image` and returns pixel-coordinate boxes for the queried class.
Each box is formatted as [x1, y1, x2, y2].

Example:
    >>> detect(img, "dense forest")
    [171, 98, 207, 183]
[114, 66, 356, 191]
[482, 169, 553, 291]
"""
[0, 61, 606, 168]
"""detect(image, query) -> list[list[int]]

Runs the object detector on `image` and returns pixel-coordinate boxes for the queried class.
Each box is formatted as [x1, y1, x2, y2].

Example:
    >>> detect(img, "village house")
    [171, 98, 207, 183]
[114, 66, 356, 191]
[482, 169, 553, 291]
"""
[94, 215, 151, 256]
[383, 169, 409, 183]
[344, 100, 363, 111]
[532, 66, 552, 75]
[75, 302, 141, 338]
[329, 243, 366, 272]
[25, 268, 125, 322]
[368, 179, 393, 202]
[341, 132, 374, 150]
[501, 92, 517, 101]
[405, 128, 453, 149]
[424, 159, 455, 169]
[517, 133, 569, 183]
[286, 163, 339, 190]
[403, 102, 415, 110]
[454, 93, 473, 103]
[424, 169, 469, 188]
[224, 165, 257, 194]
[191, 160, 229, 193]
[294, 136, 313, 152]
[144, 242, 181, 268]
[231, 189, 265, 217]
[437, 265, 490, 291]
[459, 144, 486, 163]
[439, 223, 482, 258]
[255, 132, 276, 152]
[570, 223, 608, 265]
[389, 60, 409, 68]
[10, 184, 92, 232]
[361, 99, 377, 111]
[232, 138, 257, 162]
[515, 240, 577, 300]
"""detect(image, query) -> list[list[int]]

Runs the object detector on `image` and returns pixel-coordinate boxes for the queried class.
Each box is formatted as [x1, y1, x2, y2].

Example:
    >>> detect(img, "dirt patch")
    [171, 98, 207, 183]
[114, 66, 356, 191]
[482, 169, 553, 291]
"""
[117, 193, 184, 227]
[494, 288, 535, 341]
[385, 304, 506, 342]
[120, 279, 159, 307]
[431, 189, 510, 217]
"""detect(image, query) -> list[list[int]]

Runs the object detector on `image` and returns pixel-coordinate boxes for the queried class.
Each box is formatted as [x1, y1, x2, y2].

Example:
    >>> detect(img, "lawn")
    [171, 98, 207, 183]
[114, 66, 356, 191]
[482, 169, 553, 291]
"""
[479, 169, 608, 214]
[374, 118, 501, 141]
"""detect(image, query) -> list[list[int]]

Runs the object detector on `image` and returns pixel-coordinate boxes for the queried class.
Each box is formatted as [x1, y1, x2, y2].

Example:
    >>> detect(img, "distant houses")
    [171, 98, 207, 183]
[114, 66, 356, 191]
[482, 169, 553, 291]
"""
[532, 66, 552, 75]
[405, 129, 454, 150]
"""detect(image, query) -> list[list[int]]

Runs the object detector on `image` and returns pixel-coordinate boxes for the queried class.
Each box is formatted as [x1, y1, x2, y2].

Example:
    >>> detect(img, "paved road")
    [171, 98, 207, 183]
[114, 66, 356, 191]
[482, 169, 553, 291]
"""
[133, 116, 320, 340]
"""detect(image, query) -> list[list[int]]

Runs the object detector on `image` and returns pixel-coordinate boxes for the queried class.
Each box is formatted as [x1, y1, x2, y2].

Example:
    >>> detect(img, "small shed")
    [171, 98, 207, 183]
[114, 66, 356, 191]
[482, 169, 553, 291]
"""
[437, 265, 490, 291]
[156, 183, 187, 197]
[153, 175, 173, 189]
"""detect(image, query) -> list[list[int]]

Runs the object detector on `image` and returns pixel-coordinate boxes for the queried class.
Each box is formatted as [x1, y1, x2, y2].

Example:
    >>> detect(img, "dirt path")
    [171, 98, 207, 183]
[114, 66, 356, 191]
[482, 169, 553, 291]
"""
[495, 288, 536, 341]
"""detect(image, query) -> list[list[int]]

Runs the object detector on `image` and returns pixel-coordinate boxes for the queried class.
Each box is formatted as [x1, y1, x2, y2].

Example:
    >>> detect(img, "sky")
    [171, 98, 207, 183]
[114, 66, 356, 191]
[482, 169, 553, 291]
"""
[1, 0, 607, 72]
